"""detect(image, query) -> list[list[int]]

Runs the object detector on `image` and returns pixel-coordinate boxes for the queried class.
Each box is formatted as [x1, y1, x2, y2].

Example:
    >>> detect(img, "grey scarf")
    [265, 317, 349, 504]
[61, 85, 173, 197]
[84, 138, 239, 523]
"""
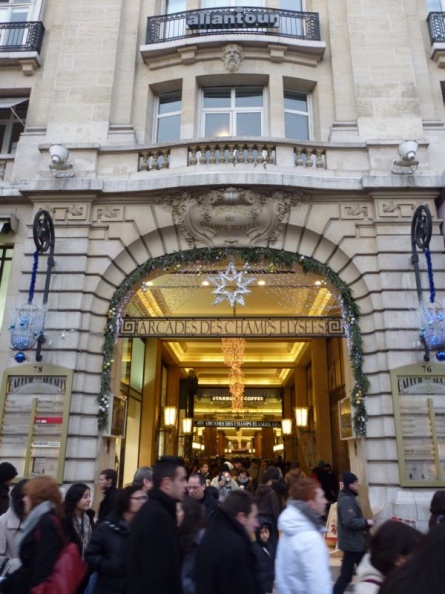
[17, 500, 54, 552]
[286, 499, 327, 533]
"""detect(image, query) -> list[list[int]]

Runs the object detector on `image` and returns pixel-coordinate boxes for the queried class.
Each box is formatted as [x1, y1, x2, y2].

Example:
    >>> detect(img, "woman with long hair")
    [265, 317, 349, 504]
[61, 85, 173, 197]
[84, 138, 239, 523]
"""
[428, 490, 445, 529]
[0, 479, 28, 576]
[355, 520, 423, 594]
[85, 485, 147, 594]
[379, 524, 445, 594]
[0, 475, 65, 594]
[63, 482, 94, 594]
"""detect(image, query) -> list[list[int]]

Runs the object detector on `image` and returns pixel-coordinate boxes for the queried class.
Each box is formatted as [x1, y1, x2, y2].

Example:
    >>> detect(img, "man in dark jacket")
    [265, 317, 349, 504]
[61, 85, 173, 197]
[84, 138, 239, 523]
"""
[333, 472, 375, 594]
[98, 468, 118, 522]
[195, 490, 259, 594]
[187, 473, 219, 519]
[126, 456, 187, 594]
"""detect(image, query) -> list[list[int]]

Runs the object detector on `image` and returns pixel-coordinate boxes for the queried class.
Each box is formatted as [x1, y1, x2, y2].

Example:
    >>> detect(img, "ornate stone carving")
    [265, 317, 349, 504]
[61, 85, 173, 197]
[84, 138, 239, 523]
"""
[163, 187, 309, 248]
[94, 206, 125, 222]
[221, 44, 244, 72]
[341, 203, 370, 220]
[46, 203, 89, 222]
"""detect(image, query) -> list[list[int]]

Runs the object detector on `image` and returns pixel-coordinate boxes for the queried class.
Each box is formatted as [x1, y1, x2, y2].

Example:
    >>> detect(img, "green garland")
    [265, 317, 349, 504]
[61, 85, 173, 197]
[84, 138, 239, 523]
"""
[98, 248, 369, 435]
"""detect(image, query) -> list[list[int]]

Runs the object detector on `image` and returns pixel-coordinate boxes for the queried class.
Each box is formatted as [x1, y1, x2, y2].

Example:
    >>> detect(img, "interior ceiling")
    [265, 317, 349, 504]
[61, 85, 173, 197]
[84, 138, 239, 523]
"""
[124, 257, 341, 388]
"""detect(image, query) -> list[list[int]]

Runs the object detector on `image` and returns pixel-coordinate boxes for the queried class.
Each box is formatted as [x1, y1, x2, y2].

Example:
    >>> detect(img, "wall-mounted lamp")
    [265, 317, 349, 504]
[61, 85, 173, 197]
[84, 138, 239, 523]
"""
[0, 214, 18, 234]
[164, 406, 177, 428]
[282, 418, 292, 435]
[295, 407, 309, 428]
[192, 441, 202, 450]
[273, 443, 284, 452]
[49, 144, 75, 178]
[392, 140, 419, 174]
[182, 417, 193, 435]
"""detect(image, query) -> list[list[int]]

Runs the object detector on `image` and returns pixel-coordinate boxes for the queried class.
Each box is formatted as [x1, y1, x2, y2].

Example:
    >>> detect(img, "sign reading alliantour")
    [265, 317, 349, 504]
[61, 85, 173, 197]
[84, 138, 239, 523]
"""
[195, 420, 281, 428]
[186, 9, 279, 30]
[120, 317, 343, 338]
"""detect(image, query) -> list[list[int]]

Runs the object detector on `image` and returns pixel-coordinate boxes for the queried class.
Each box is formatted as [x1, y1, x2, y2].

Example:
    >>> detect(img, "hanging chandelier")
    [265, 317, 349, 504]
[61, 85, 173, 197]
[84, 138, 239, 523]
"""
[221, 337, 246, 368]
[221, 338, 246, 409]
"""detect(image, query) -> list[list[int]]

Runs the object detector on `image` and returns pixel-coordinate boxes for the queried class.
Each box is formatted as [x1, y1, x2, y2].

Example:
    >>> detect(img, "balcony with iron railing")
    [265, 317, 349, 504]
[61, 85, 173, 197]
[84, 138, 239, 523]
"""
[141, 7, 324, 66]
[0, 21, 45, 75]
[427, 12, 445, 65]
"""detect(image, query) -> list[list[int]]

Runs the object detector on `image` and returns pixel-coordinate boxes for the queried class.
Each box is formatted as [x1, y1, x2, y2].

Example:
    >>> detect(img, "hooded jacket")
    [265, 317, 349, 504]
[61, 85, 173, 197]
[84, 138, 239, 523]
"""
[275, 500, 332, 594]
[355, 552, 383, 594]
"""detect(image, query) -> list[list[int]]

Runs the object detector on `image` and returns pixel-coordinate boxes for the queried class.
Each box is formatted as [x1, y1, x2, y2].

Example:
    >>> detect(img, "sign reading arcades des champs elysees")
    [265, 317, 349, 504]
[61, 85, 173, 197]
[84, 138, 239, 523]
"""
[186, 9, 279, 30]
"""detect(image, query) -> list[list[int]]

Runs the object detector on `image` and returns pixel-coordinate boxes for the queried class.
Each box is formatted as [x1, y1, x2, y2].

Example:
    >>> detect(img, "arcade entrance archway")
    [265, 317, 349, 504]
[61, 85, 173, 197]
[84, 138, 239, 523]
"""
[102, 249, 366, 486]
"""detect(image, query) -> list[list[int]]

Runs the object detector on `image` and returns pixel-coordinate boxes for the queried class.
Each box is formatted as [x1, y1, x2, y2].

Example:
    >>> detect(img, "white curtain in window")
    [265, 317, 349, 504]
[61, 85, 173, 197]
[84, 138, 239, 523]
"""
[166, 0, 186, 14]
[281, 0, 303, 10]
[203, 1, 262, 8]
[426, 0, 445, 10]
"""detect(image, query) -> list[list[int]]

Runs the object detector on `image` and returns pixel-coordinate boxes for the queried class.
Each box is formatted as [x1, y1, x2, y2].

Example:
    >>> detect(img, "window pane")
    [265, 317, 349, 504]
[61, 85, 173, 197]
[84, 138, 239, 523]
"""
[281, 0, 302, 9]
[9, 121, 23, 153]
[236, 112, 261, 136]
[0, 124, 6, 153]
[203, 88, 231, 108]
[284, 91, 307, 112]
[0, 256, 11, 330]
[159, 93, 181, 115]
[166, 0, 186, 13]
[235, 88, 263, 108]
[205, 113, 230, 137]
[285, 112, 309, 140]
[426, 1, 443, 10]
[157, 114, 181, 142]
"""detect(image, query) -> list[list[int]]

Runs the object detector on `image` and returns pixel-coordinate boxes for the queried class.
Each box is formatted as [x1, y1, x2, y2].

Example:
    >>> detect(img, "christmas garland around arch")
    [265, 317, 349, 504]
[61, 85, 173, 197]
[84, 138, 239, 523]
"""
[99, 248, 369, 436]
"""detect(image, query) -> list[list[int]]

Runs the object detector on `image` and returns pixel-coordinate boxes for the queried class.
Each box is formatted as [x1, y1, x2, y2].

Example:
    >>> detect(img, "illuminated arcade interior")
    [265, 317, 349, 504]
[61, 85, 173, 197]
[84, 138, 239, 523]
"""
[119, 256, 346, 466]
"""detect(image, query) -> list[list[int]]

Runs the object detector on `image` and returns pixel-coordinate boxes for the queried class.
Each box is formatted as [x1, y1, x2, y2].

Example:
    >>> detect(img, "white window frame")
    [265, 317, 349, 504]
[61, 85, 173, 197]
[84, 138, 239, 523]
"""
[202, 1, 263, 8]
[0, 99, 28, 154]
[201, 86, 265, 138]
[426, 0, 445, 10]
[283, 89, 312, 141]
[154, 91, 182, 143]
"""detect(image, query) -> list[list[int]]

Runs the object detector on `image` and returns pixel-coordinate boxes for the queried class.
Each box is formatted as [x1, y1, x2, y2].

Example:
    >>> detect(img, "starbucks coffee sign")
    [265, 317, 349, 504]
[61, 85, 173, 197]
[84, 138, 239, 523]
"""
[186, 9, 279, 30]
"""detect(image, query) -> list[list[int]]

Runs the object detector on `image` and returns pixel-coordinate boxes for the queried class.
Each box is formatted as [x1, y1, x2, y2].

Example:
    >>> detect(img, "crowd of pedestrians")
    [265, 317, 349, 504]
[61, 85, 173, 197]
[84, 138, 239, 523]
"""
[0, 458, 442, 594]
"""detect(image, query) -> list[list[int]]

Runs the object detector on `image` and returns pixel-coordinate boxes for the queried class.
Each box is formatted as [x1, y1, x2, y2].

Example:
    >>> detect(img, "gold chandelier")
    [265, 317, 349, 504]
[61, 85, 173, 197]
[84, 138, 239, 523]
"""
[221, 337, 245, 368]
[221, 338, 246, 409]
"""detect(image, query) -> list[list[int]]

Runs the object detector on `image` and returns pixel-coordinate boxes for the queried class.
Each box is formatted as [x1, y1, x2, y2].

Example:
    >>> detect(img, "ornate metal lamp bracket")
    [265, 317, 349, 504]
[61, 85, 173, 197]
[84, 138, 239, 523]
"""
[32, 209, 55, 361]
[411, 205, 432, 361]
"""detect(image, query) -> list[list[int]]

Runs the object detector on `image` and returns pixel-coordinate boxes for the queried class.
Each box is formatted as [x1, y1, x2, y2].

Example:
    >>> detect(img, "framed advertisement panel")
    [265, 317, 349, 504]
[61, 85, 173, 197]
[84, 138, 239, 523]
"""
[0, 364, 73, 484]
[338, 396, 354, 440]
[391, 363, 445, 487]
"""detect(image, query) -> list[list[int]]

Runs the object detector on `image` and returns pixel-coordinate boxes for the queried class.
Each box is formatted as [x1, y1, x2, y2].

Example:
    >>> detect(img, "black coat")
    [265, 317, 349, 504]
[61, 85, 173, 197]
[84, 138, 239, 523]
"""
[0, 511, 65, 594]
[252, 523, 275, 594]
[98, 486, 117, 522]
[85, 512, 130, 594]
[195, 508, 258, 594]
[126, 489, 182, 594]
[0, 484, 9, 517]
[199, 488, 220, 519]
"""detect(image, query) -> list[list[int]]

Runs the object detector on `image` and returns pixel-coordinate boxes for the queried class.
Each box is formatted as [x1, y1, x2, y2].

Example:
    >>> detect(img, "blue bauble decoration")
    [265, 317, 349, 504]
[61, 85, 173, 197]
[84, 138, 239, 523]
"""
[436, 351, 445, 362]
[14, 352, 26, 363]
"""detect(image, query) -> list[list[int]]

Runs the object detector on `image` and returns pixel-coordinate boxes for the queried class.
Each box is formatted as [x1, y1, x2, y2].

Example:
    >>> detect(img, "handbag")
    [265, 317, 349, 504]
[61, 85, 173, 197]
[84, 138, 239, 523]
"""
[31, 515, 87, 594]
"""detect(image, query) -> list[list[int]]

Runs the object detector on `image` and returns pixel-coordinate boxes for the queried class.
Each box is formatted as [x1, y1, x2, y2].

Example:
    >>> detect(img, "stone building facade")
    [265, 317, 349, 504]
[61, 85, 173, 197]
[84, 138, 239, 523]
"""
[1, 0, 445, 527]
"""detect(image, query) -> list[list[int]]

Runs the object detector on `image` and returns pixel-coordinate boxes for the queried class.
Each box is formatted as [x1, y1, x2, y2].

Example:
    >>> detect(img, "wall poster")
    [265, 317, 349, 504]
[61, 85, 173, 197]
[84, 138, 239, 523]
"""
[391, 363, 445, 487]
[0, 364, 73, 483]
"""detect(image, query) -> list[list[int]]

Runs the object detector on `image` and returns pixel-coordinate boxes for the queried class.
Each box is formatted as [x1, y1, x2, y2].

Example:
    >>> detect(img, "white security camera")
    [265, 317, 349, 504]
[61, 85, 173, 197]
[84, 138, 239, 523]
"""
[49, 144, 69, 167]
[397, 140, 418, 162]
[48, 144, 74, 177]
[392, 140, 419, 174]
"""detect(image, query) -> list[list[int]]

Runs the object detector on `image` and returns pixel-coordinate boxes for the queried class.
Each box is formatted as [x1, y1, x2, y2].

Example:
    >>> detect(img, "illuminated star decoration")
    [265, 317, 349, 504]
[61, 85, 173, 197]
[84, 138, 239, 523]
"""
[208, 259, 256, 307]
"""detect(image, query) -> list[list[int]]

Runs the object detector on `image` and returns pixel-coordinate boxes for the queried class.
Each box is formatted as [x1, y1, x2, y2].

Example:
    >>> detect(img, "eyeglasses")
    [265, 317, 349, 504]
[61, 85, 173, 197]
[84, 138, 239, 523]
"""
[130, 496, 148, 501]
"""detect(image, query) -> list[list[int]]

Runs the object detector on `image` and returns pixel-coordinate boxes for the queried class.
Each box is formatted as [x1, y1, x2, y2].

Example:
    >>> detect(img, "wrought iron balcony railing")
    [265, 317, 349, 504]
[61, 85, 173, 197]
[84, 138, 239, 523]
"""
[0, 21, 45, 53]
[146, 7, 320, 44]
[427, 12, 445, 43]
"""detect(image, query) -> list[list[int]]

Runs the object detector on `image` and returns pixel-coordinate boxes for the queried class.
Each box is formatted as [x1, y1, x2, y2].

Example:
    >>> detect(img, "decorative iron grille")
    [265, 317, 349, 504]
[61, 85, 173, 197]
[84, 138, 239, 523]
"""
[427, 12, 445, 43]
[146, 8, 320, 44]
[0, 21, 45, 53]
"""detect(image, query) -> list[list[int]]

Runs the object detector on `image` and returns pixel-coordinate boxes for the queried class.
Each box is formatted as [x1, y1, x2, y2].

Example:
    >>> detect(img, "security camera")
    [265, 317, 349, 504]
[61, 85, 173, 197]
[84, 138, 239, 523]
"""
[392, 140, 419, 174]
[49, 144, 69, 167]
[397, 140, 418, 162]
[48, 144, 74, 177]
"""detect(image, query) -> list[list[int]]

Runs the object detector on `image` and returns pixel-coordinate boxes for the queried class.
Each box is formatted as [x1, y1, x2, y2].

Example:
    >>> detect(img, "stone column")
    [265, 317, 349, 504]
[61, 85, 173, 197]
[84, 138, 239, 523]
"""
[262, 427, 274, 459]
[139, 339, 161, 465]
[165, 366, 180, 455]
[311, 339, 332, 465]
[204, 427, 217, 457]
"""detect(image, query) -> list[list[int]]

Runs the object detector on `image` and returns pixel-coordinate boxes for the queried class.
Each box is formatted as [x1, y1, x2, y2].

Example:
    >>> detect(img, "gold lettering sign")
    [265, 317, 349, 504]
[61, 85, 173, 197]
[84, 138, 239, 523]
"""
[120, 317, 344, 338]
